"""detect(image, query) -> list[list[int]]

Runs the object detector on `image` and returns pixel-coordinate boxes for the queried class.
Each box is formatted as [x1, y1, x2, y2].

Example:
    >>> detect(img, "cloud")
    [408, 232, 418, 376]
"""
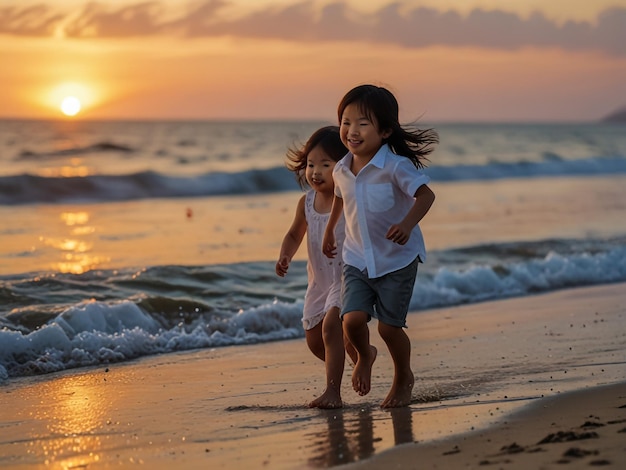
[372, 4, 626, 56]
[62, 1, 166, 37]
[0, 5, 64, 36]
[2, 1, 625, 55]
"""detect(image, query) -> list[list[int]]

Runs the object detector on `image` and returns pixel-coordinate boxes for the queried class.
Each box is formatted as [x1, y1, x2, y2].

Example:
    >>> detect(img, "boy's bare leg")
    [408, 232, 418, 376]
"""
[378, 322, 414, 408]
[343, 310, 377, 396]
[344, 333, 358, 366]
[309, 307, 345, 409]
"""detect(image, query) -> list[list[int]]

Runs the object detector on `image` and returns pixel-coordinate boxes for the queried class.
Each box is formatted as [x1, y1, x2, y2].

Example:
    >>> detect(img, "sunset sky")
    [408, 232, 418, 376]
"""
[2, 0, 626, 122]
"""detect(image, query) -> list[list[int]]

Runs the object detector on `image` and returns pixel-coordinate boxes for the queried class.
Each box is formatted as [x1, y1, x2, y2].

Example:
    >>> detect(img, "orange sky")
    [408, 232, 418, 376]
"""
[2, 0, 626, 122]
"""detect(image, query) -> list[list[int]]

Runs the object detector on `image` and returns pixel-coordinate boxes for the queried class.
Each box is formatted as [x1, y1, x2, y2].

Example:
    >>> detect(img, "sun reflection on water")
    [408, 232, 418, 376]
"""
[38, 158, 93, 178]
[55, 253, 111, 275]
[38, 210, 110, 274]
[61, 211, 90, 226]
[46, 237, 92, 253]
[55, 166, 93, 177]
[72, 226, 96, 236]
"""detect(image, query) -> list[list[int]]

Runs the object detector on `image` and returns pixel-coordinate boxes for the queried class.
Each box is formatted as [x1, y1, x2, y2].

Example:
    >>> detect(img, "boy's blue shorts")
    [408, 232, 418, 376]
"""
[341, 257, 418, 328]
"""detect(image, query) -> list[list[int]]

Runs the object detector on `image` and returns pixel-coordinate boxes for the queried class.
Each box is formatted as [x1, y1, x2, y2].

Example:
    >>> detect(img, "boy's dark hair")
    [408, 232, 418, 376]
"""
[286, 125, 347, 189]
[337, 84, 438, 169]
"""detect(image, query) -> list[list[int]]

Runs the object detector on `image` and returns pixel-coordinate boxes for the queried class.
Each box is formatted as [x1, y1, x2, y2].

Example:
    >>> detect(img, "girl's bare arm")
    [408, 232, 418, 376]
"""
[276, 195, 307, 276]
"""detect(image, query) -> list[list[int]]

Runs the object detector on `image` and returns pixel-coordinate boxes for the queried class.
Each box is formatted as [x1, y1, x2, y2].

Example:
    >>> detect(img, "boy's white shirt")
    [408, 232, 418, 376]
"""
[333, 143, 430, 278]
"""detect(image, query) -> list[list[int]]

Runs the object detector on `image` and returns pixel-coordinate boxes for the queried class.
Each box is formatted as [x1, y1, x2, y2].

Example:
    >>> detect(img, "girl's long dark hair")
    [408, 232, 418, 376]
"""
[285, 125, 347, 188]
[337, 84, 438, 169]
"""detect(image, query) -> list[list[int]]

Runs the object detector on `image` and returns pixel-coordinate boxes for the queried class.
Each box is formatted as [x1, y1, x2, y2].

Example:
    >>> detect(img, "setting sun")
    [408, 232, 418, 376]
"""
[45, 82, 98, 118]
[61, 96, 81, 116]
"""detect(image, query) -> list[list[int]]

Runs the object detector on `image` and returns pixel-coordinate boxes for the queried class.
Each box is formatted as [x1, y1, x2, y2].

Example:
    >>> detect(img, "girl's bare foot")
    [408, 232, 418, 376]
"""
[308, 387, 343, 409]
[352, 346, 377, 396]
[381, 370, 414, 408]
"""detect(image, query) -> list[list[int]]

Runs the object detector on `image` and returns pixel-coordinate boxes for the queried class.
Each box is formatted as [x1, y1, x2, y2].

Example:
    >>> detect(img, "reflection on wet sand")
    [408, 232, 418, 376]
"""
[18, 374, 112, 469]
[307, 405, 414, 467]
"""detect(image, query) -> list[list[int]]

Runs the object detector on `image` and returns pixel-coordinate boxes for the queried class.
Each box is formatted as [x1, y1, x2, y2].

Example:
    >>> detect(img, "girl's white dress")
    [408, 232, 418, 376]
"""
[302, 189, 345, 330]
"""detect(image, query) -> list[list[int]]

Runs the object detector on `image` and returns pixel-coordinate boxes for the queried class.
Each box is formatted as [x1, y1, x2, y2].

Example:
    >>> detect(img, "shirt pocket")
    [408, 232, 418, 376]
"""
[366, 183, 394, 212]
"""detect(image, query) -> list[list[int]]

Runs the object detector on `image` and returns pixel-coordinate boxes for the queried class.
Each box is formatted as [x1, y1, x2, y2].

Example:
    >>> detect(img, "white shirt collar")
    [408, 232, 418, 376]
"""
[342, 144, 389, 172]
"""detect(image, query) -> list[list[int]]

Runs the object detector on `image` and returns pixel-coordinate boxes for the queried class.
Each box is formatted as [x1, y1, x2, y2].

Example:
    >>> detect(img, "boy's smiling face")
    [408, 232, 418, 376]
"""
[340, 103, 391, 161]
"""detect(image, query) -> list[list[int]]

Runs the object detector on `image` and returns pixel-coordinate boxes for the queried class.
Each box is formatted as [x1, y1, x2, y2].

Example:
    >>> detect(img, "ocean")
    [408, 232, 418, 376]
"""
[1, 118, 625, 382]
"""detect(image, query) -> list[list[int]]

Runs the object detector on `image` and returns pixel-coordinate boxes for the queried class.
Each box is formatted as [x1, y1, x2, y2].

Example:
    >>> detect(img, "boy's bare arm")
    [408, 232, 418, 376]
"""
[322, 196, 343, 258]
[386, 184, 435, 245]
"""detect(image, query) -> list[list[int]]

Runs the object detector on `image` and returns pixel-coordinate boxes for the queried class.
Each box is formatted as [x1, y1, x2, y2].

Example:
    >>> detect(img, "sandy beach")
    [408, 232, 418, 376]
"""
[351, 381, 626, 470]
[1, 281, 624, 469]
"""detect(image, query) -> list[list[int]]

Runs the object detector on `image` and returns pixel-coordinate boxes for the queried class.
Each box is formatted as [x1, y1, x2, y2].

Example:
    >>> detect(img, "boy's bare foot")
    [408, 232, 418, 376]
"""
[352, 345, 377, 396]
[380, 370, 414, 408]
[308, 387, 343, 409]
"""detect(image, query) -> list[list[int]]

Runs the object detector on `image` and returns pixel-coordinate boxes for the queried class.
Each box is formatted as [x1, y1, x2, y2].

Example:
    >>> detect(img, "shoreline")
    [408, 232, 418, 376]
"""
[0, 282, 624, 469]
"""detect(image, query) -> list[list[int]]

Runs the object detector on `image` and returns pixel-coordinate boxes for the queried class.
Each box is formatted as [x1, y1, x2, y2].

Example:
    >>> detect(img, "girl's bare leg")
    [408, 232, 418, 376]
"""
[305, 323, 325, 362]
[309, 307, 344, 409]
[378, 322, 414, 408]
[343, 310, 377, 396]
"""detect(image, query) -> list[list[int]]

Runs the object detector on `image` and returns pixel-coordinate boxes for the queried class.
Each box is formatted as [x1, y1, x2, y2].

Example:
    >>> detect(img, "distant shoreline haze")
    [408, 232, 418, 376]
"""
[602, 107, 626, 123]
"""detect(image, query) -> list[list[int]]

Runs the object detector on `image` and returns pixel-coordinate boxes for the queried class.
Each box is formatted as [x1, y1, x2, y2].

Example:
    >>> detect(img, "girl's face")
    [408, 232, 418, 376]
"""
[305, 145, 337, 194]
[340, 103, 391, 161]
